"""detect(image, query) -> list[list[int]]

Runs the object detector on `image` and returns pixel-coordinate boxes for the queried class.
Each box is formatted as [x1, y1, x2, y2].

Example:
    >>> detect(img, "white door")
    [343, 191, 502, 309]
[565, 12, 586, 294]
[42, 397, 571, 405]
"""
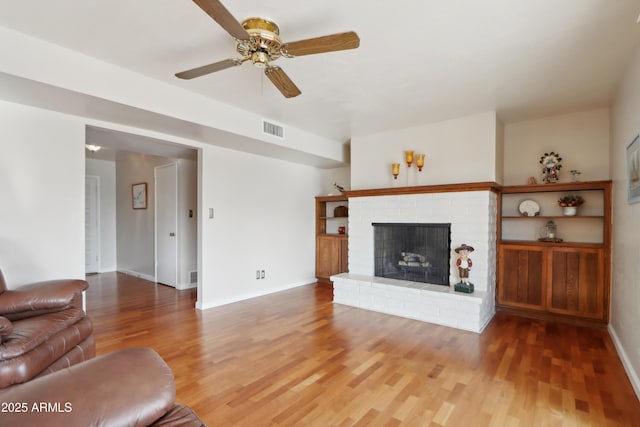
[155, 163, 178, 287]
[85, 176, 100, 273]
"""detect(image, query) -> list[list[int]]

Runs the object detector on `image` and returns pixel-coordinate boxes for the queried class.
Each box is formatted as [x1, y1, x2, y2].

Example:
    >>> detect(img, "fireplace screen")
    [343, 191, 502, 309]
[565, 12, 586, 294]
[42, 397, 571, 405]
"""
[373, 223, 451, 285]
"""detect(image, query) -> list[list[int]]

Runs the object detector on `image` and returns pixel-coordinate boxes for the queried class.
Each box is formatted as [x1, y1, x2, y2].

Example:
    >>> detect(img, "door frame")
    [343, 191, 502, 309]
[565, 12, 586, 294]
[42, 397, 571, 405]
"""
[85, 175, 101, 274]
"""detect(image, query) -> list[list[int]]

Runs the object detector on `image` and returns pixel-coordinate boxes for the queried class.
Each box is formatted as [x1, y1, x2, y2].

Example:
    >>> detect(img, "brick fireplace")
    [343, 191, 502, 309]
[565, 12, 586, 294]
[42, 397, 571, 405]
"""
[331, 183, 498, 333]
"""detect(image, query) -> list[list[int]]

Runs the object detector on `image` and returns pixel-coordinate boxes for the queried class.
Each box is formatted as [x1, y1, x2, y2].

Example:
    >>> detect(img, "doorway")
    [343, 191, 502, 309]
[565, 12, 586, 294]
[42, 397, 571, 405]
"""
[155, 162, 178, 287]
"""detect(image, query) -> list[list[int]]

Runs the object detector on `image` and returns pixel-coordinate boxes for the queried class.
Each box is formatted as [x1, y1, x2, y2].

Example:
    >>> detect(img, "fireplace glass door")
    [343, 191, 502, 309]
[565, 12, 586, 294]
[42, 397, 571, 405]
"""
[373, 223, 451, 285]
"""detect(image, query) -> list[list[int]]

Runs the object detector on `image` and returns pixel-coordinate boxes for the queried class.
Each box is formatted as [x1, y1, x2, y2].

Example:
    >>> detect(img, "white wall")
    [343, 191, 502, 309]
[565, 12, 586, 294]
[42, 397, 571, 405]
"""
[350, 111, 499, 189]
[503, 109, 610, 185]
[610, 42, 640, 398]
[177, 158, 197, 288]
[321, 166, 351, 196]
[198, 145, 324, 309]
[0, 97, 324, 310]
[85, 157, 117, 272]
[115, 152, 163, 280]
[0, 101, 85, 286]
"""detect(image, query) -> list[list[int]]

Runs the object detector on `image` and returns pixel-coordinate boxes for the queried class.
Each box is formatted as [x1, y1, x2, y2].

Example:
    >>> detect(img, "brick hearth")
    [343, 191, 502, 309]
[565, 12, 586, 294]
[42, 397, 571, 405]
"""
[333, 185, 498, 333]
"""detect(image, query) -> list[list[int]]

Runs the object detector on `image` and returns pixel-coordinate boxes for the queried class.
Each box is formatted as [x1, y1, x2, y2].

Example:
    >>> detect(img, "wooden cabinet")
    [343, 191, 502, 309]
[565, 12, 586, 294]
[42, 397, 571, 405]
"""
[547, 246, 604, 319]
[498, 244, 546, 311]
[315, 195, 349, 283]
[497, 181, 611, 323]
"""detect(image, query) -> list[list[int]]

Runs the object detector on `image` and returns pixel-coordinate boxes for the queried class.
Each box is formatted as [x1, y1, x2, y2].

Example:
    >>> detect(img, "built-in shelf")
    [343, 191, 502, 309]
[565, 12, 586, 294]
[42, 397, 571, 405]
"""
[315, 195, 349, 283]
[497, 180, 612, 323]
[502, 215, 604, 219]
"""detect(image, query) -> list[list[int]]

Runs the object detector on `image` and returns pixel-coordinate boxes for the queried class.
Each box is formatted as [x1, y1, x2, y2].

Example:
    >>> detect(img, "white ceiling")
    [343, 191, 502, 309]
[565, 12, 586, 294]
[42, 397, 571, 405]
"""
[1, 0, 639, 144]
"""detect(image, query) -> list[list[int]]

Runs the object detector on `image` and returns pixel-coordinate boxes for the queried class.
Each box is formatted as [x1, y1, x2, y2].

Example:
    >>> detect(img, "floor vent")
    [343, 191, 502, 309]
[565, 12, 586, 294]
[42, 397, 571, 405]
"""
[189, 270, 197, 284]
[262, 120, 284, 138]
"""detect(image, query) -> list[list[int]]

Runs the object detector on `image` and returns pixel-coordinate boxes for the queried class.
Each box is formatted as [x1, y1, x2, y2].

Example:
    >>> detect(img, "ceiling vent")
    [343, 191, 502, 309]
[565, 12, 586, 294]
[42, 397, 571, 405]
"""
[262, 120, 284, 138]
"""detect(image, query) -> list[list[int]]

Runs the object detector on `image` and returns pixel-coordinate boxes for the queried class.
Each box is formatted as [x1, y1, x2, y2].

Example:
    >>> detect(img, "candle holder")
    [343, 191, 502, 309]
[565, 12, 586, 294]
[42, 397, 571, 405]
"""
[416, 153, 425, 172]
[404, 150, 414, 168]
[392, 163, 400, 180]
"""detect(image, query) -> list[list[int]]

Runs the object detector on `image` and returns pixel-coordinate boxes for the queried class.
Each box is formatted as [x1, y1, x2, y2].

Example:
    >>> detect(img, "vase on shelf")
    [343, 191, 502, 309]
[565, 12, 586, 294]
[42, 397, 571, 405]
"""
[562, 206, 577, 216]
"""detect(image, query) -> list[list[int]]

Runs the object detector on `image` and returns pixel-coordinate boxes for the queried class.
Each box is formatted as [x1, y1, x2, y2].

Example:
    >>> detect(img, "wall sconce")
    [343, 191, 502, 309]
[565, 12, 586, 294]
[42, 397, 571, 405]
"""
[392, 163, 400, 180]
[404, 150, 414, 168]
[85, 144, 102, 152]
[416, 153, 425, 172]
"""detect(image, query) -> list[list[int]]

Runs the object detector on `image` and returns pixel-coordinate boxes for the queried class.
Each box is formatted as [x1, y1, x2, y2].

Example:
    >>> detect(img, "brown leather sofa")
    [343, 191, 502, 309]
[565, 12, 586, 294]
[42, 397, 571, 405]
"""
[0, 270, 94, 387]
[0, 269, 205, 426]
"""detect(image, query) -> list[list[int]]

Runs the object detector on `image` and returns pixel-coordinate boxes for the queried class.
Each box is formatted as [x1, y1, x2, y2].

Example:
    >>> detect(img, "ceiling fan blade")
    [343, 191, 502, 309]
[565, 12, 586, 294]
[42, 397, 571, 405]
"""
[191, 0, 250, 40]
[265, 66, 301, 98]
[175, 58, 243, 79]
[281, 31, 360, 57]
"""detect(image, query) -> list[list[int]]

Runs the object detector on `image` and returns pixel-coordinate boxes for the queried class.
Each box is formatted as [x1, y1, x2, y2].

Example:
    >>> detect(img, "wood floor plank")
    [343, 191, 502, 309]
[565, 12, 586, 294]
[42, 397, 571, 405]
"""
[86, 272, 640, 426]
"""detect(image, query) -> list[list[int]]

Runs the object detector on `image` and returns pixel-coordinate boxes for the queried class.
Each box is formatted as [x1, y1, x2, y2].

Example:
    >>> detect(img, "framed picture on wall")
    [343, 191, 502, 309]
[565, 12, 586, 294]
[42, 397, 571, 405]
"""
[627, 135, 640, 204]
[132, 182, 147, 209]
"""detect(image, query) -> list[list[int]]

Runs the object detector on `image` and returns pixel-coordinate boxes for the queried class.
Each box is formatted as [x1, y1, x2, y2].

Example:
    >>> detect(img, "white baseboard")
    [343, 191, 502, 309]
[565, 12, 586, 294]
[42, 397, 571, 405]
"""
[176, 282, 197, 290]
[117, 269, 155, 283]
[195, 279, 315, 310]
[608, 323, 640, 401]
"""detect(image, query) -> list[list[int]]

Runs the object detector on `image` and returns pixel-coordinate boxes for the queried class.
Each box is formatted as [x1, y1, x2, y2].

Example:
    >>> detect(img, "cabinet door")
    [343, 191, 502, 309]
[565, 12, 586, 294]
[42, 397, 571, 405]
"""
[316, 237, 342, 281]
[547, 247, 604, 319]
[498, 245, 546, 310]
[339, 238, 348, 273]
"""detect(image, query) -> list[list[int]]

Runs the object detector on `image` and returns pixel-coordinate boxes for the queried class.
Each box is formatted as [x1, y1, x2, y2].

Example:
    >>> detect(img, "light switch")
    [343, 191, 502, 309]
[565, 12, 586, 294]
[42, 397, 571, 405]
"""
[208, 208, 214, 219]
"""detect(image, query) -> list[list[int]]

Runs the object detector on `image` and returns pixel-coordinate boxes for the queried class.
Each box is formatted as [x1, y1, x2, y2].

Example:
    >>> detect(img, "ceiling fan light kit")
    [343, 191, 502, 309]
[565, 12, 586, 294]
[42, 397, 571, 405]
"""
[176, 0, 360, 98]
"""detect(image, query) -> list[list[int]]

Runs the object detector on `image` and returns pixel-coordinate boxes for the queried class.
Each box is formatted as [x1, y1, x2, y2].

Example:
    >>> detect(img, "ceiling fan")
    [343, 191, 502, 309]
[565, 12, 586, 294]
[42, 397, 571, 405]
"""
[175, 0, 360, 98]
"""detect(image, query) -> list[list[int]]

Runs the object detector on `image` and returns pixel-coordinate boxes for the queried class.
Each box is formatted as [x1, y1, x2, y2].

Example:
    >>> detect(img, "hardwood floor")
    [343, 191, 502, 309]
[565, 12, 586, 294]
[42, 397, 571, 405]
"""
[85, 272, 640, 426]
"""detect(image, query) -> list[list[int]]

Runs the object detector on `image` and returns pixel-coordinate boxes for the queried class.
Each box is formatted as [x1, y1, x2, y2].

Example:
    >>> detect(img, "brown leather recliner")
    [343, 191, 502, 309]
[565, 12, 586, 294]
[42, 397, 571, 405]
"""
[0, 269, 205, 426]
[0, 269, 94, 387]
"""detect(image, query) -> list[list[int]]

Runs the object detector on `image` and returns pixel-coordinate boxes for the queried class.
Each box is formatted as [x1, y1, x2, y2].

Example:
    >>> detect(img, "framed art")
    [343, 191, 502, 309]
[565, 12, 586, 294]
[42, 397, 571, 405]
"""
[627, 135, 640, 204]
[132, 182, 147, 209]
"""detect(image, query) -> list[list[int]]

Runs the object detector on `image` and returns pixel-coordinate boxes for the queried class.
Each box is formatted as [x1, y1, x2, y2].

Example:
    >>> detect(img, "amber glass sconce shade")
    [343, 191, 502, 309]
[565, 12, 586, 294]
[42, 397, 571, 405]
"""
[404, 150, 414, 168]
[416, 153, 425, 171]
[392, 163, 400, 180]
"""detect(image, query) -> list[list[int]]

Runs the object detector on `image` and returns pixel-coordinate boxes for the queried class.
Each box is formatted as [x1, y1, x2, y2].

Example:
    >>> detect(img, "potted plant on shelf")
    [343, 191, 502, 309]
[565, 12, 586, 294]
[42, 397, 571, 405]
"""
[558, 195, 584, 216]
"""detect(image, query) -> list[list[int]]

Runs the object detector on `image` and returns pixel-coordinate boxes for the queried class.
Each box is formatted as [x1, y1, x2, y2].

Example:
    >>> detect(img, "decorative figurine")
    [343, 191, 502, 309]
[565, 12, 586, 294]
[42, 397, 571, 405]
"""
[539, 152, 562, 183]
[454, 243, 475, 293]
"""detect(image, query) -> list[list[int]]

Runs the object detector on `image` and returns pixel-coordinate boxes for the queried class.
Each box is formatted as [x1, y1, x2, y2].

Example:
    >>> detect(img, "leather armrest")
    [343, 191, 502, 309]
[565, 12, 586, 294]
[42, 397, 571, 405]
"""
[0, 347, 176, 427]
[0, 279, 88, 317]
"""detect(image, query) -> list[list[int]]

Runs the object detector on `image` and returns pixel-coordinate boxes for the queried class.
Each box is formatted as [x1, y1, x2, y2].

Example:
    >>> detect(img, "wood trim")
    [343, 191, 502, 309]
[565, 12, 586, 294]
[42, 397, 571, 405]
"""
[345, 181, 500, 198]
[495, 305, 608, 328]
[315, 194, 348, 202]
[499, 240, 604, 249]
[499, 180, 612, 193]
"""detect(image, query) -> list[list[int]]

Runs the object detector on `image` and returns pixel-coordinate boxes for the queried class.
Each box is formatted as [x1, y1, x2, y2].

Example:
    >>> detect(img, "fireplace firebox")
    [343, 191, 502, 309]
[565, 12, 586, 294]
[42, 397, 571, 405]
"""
[373, 223, 451, 285]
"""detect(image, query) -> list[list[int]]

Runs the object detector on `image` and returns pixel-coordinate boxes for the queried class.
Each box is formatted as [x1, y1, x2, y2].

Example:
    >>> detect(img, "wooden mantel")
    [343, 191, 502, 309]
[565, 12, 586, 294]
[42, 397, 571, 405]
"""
[345, 181, 500, 198]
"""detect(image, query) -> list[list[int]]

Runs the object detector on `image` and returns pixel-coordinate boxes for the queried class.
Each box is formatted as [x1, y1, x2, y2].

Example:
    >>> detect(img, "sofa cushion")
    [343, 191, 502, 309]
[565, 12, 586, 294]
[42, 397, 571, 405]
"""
[34, 335, 95, 379]
[0, 313, 93, 389]
[0, 308, 86, 360]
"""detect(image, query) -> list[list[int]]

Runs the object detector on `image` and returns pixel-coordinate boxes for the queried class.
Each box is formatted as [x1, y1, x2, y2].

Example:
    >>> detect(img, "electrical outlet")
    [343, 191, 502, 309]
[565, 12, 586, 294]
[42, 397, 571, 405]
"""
[256, 270, 260, 279]
[261, 270, 265, 279]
